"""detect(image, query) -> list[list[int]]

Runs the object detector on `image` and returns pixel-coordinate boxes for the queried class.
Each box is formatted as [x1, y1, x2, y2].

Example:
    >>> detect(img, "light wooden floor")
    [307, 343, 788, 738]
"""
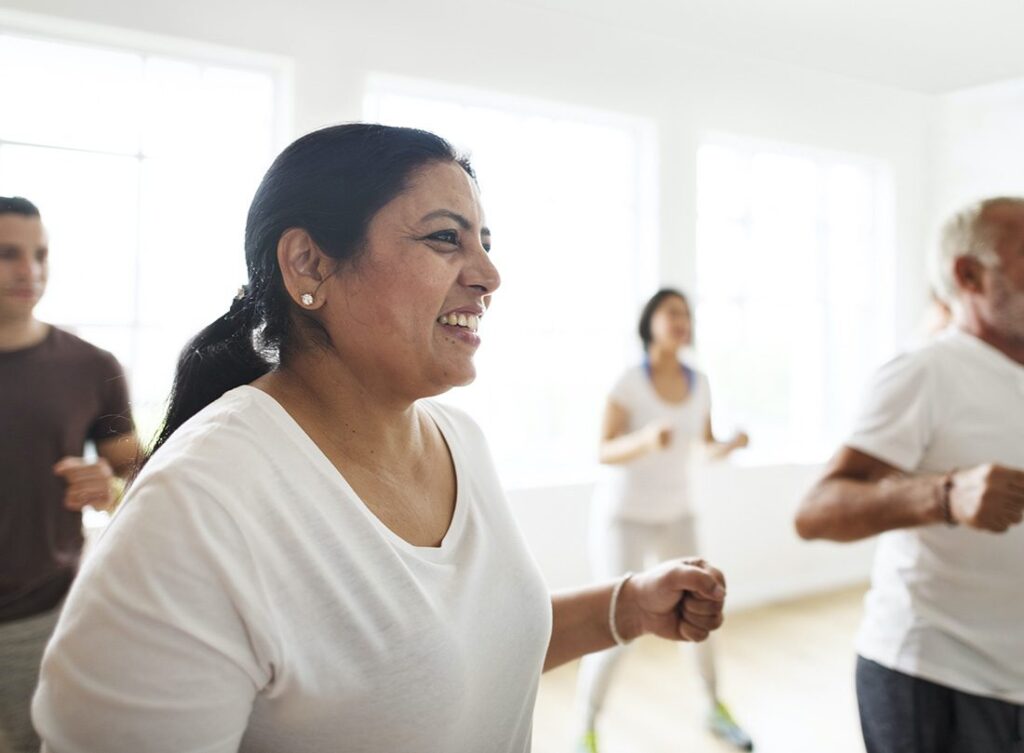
[533, 585, 868, 753]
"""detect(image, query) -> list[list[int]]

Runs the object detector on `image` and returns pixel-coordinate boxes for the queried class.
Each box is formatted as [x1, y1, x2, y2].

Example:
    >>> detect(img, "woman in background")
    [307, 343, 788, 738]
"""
[575, 288, 753, 752]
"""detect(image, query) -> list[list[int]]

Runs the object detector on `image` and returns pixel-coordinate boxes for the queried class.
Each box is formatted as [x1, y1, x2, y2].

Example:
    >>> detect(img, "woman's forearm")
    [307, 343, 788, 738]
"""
[599, 430, 656, 465]
[544, 580, 641, 671]
[702, 439, 734, 461]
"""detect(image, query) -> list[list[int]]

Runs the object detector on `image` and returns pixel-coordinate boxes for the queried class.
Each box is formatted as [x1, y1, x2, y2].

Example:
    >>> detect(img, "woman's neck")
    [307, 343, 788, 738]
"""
[253, 351, 426, 464]
[646, 345, 679, 370]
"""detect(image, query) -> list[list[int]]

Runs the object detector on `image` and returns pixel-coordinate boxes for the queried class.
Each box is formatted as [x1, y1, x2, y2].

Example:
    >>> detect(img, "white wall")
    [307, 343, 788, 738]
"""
[933, 77, 1024, 227]
[1, 0, 935, 608]
[511, 464, 875, 612]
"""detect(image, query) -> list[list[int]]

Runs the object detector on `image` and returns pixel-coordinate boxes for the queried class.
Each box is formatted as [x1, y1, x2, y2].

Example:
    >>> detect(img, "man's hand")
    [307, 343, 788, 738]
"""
[53, 457, 116, 511]
[949, 464, 1024, 532]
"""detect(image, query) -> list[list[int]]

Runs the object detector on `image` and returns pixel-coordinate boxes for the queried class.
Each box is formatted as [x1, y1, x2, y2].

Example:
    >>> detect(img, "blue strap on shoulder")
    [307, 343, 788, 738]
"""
[642, 357, 694, 390]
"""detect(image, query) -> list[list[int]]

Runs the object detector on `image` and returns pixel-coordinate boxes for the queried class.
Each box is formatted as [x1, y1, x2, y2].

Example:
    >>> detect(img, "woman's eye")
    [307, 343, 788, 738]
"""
[429, 230, 459, 245]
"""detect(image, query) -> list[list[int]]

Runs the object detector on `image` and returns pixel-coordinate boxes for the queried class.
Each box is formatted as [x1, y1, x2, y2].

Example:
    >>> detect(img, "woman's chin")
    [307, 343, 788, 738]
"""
[448, 367, 477, 389]
[420, 364, 476, 397]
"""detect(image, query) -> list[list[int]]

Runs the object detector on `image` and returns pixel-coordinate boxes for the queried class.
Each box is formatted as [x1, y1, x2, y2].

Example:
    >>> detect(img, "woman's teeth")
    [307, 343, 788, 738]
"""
[437, 313, 480, 333]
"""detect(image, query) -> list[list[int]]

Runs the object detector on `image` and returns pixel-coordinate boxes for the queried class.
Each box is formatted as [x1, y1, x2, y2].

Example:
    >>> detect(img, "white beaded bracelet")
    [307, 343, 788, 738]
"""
[609, 572, 634, 646]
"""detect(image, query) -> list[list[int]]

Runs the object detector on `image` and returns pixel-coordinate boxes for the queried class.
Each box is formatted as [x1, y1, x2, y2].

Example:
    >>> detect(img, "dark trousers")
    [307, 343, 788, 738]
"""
[857, 656, 1024, 753]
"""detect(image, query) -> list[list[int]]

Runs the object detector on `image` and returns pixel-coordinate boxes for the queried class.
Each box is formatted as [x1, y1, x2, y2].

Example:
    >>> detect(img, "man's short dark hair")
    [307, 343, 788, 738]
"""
[0, 196, 41, 218]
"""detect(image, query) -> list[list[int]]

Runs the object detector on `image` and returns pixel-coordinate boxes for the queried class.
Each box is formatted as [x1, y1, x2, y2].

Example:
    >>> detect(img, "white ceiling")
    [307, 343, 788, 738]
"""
[508, 0, 1024, 93]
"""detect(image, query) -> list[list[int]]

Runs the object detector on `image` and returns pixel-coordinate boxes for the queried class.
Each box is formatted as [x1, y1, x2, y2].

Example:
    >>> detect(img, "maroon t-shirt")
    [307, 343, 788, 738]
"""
[0, 326, 134, 622]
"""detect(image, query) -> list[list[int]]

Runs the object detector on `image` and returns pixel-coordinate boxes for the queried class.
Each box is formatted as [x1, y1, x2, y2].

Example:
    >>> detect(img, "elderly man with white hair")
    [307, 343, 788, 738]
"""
[796, 197, 1024, 753]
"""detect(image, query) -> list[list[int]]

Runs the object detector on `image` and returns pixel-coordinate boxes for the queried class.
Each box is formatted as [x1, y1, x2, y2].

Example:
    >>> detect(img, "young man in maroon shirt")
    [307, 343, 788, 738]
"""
[0, 196, 141, 753]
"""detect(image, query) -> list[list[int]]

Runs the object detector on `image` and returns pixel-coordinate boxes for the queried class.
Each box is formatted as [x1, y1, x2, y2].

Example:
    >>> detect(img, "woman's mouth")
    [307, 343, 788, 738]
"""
[436, 312, 480, 333]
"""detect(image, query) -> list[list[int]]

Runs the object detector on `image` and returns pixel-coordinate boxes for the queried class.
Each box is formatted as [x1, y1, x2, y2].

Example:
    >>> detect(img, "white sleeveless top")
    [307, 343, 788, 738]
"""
[592, 365, 711, 523]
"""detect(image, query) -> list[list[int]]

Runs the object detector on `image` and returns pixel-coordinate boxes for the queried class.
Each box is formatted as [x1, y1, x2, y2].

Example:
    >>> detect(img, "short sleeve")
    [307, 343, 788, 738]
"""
[87, 350, 135, 441]
[845, 352, 936, 473]
[33, 471, 274, 753]
[607, 367, 641, 409]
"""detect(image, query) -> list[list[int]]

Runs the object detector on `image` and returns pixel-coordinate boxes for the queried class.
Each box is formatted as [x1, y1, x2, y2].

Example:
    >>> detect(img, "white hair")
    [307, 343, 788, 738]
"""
[932, 197, 1024, 302]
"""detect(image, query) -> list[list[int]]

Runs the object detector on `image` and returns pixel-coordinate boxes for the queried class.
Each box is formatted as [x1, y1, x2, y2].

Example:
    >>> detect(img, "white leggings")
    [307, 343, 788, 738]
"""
[575, 514, 718, 729]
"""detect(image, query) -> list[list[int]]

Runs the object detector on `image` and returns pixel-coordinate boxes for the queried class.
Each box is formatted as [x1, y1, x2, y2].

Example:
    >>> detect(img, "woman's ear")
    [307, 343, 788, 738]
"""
[277, 228, 330, 309]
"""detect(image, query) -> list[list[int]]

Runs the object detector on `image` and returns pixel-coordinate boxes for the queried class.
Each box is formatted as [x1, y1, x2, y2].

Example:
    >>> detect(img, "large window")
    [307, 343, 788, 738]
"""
[0, 27, 286, 439]
[695, 135, 896, 464]
[366, 77, 658, 487]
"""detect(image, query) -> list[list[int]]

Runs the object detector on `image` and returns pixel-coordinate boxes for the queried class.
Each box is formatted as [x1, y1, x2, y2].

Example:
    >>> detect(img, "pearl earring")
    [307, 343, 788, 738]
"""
[300, 293, 314, 306]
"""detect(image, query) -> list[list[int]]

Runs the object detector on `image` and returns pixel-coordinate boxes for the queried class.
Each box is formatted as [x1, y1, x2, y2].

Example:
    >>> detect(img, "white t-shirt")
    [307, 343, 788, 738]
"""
[848, 330, 1024, 703]
[592, 365, 711, 523]
[33, 387, 553, 752]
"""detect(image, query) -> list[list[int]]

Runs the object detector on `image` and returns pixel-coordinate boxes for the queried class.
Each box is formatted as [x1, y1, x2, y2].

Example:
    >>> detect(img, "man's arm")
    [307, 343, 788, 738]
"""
[53, 433, 143, 511]
[796, 446, 1024, 541]
[795, 447, 945, 542]
[96, 433, 143, 479]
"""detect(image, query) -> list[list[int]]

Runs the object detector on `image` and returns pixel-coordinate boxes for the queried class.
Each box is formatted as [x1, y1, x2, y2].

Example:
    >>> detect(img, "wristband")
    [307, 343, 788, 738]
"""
[609, 572, 634, 646]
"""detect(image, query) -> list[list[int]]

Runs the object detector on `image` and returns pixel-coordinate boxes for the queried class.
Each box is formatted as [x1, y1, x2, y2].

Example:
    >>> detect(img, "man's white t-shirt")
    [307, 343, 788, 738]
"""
[847, 329, 1024, 703]
[33, 387, 553, 752]
[593, 365, 711, 523]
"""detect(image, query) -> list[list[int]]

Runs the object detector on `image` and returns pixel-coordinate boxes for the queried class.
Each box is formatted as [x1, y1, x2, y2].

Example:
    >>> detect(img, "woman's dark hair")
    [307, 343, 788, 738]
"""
[149, 123, 473, 457]
[0, 196, 41, 218]
[638, 288, 689, 350]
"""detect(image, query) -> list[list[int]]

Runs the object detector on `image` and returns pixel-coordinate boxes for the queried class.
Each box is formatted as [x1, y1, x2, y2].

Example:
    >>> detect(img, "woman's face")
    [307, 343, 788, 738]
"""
[321, 160, 500, 399]
[649, 295, 692, 350]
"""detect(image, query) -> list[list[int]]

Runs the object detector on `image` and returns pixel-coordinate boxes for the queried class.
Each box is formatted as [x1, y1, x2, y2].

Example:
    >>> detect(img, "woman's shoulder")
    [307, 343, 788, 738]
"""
[118, 387, 306, 543]
[139, 387, 284, 487]
[420, 399, 505, 492]
[611, 363, 647, 387]
[686, 365, 710, 387]
[607, 364, 647, 403]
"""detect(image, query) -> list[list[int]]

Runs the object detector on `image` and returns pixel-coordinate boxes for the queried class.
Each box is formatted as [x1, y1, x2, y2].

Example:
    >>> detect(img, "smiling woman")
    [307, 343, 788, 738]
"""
[31, 123, 727, 753]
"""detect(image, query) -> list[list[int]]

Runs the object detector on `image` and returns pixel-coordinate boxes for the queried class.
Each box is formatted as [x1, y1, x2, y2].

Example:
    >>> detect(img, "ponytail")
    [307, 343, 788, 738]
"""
[148, 293, 269, 458]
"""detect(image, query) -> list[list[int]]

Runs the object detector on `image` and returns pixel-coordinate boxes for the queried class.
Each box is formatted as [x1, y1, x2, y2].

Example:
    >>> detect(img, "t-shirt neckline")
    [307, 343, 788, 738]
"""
[0, 323, 54, 359]
[946, 329, 1024, 379]
[234, 385, 468, 561]
[639, 363, 698, 408]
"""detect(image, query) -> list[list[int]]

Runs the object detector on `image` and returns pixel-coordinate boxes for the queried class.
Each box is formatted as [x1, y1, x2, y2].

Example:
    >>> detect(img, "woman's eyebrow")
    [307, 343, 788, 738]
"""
[419, 210, 490, 237]
[420, 209, 471, 228]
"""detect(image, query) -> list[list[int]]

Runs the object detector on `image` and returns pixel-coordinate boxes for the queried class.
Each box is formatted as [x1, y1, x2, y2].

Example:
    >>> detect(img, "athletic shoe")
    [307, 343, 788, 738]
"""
[575, 730, 599, 753]
[707, 700, 754, 750]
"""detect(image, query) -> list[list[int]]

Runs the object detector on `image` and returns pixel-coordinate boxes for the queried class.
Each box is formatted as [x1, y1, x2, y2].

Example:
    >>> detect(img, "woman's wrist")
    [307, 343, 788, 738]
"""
[611, 574, 644, 644]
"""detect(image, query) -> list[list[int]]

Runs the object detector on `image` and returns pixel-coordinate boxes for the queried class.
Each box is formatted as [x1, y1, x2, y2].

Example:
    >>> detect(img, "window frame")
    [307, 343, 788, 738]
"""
[365, 74, 661, 489]
[0, 10, 294, 439]
[694, 131, 897, 467]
